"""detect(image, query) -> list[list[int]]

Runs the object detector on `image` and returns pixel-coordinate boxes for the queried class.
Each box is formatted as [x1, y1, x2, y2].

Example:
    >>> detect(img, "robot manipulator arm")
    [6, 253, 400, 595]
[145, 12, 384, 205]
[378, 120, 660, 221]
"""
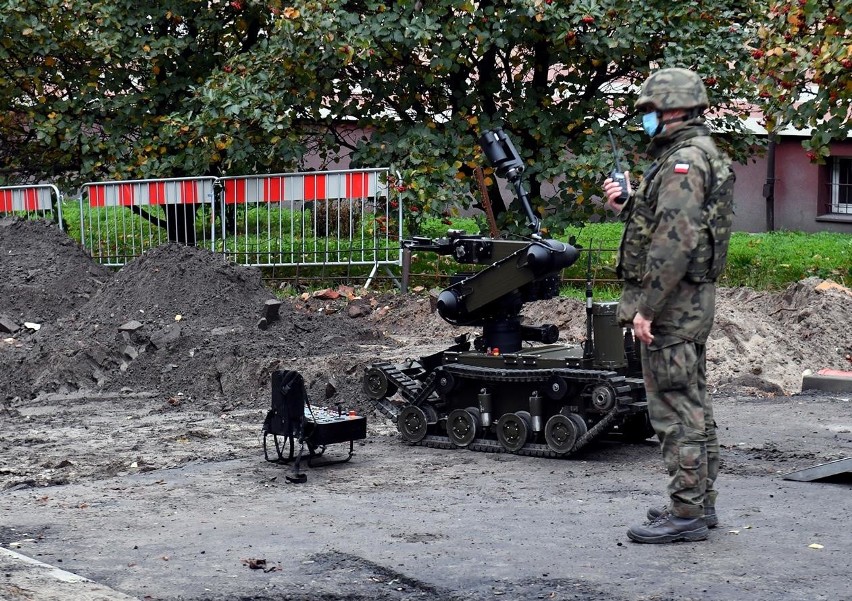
[404, 231, 497, 265]
[409, 128, 578, 328]
[479, 128, 541, 235]
[435, 238, 579, 326]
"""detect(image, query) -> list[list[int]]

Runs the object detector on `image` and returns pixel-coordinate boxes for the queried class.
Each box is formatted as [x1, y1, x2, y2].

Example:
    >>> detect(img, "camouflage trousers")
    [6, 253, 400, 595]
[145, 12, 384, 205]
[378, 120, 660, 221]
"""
[641, 335, 719, 519]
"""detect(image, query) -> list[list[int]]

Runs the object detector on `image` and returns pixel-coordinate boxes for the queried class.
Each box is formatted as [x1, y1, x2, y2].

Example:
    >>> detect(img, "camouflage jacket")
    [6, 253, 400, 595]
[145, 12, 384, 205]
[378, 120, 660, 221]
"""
[616, 121, 734, 344]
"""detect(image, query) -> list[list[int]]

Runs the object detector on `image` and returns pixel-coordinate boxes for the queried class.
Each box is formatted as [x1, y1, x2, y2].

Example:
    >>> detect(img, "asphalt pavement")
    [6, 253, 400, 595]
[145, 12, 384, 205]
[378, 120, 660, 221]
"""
[1, 393, 851, 601]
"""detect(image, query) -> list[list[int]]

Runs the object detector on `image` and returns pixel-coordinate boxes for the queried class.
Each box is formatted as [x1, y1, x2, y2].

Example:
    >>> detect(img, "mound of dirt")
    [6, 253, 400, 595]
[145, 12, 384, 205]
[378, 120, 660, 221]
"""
[0, 218, 113, 324]
[520, 282, 852, 396]
[0, 222, 388, 407]
[1, 218, 850, 409]
[711, 281, 852, 394]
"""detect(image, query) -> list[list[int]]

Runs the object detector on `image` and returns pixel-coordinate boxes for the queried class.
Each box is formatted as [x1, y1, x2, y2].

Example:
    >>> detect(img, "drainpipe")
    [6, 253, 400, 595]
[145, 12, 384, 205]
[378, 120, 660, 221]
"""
[763, 131, 777, 232]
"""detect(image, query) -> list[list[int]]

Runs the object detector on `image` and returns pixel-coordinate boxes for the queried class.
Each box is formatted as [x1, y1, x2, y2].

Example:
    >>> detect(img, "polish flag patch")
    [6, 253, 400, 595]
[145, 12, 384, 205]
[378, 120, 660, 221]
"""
[673, 163, 690, 174]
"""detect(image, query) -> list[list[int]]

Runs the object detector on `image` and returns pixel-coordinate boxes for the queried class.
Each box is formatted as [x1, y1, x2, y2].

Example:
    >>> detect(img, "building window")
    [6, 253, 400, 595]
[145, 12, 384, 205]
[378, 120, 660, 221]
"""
[829, 156, 852, 215]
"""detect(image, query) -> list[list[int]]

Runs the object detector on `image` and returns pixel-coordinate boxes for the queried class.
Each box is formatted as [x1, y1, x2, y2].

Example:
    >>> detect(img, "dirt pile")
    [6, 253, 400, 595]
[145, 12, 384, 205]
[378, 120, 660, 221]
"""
[521, 282, 852, 395]
[0, 220, 386, 407]
[711, 281, 852, 394]
[1, 218, 850, 408]
[0, 218, 112, 324]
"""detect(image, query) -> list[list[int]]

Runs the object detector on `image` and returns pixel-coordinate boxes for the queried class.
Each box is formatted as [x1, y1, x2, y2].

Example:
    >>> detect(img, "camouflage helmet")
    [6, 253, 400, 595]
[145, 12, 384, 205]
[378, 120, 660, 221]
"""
[635, 68, 709, 112]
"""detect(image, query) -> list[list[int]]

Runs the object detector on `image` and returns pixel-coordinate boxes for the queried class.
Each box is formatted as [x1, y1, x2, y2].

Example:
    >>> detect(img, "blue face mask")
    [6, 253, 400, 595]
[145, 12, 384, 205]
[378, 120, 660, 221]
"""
[642, 111, 662, 137]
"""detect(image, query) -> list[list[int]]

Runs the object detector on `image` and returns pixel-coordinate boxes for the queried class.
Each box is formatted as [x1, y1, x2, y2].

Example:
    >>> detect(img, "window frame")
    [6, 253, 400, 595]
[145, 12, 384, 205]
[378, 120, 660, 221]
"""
[829, 155, 852, 215]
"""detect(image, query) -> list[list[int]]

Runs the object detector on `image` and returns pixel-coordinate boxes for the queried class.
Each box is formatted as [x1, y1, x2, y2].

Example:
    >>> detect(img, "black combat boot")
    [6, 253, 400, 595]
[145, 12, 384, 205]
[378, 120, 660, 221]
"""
[627, 514, 708, 544]
[647, 505, 718, 528]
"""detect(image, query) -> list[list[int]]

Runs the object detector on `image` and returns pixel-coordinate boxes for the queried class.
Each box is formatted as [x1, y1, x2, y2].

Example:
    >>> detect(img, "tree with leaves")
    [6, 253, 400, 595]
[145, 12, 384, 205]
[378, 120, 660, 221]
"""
[0, 0, 281, 182]
[0, 0, 280, 241]
[751, 0, 851, 162]
[2, 0, 761, 237]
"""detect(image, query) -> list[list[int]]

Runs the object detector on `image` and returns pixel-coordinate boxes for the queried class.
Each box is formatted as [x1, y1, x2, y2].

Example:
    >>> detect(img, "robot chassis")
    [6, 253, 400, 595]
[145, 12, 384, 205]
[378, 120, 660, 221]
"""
[363, 129, 653, 457]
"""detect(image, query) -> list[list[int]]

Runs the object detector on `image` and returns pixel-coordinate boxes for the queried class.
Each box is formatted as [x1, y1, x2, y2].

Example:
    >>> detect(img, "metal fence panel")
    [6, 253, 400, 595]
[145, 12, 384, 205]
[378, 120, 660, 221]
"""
[42, 169, 401, 286]
[218, 168, 401, 272]
[0, 184, 63, 227]
[79, 177, 217, 266]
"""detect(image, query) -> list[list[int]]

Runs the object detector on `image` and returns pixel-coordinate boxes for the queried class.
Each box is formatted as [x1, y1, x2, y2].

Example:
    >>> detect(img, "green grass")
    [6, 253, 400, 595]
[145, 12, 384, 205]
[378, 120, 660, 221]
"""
[61, 200, 400, 265]
[568, 224, 851, 290]
[406, 220, 851, 294]
[723, 230, 851, 289]
[56, 200, 851, 292]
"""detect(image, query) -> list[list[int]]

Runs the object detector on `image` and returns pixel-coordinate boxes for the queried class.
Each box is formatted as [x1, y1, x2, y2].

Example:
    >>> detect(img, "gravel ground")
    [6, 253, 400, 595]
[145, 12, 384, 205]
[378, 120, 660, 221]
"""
[1, 218, 850, 600]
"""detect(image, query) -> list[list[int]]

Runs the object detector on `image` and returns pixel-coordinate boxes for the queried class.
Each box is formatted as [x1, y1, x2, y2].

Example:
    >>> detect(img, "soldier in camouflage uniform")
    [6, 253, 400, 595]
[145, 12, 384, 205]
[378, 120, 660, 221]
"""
[603, 68, 735, 543]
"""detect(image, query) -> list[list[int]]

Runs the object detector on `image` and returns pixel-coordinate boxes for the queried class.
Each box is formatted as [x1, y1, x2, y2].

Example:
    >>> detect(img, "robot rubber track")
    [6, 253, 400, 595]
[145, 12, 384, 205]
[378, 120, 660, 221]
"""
[366, 359, 648, 459]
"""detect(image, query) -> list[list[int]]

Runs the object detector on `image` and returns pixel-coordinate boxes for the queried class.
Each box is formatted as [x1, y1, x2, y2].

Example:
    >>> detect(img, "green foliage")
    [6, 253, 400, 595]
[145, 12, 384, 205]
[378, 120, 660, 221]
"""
[259, 0, 761, 232]
[561, 221, 624, 248]
[60, 200, 399, 266]
[559, 221, 624, 285]
[0, 0, 276, 187]
[553, 223, 851, 289]
[751, 0, 852, 159]
[406, 221, 852, 294]
[723, 230, 851, 289]
[416, 215, 480, 239]
[59, 199, 851, 292]
[559, 284, 623, 302]
[1, 0, 761, 235]
[556, 224, 851, 290]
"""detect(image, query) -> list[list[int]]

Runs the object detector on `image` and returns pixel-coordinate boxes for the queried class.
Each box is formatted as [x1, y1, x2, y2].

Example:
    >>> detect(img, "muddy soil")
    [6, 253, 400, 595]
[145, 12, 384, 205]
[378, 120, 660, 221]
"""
[1, 218, 850, 601]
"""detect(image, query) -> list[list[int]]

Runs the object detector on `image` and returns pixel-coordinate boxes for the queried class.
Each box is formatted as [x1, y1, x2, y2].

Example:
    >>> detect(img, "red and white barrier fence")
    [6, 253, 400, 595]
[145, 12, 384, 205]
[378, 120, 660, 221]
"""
[86, 178, 213, 207]
[71, 169, 398, 284]
[218, 169, 399, 281]
[222, 170, 380, 205]
[79, 177, 216, 266]
[0, 184, 63, 227]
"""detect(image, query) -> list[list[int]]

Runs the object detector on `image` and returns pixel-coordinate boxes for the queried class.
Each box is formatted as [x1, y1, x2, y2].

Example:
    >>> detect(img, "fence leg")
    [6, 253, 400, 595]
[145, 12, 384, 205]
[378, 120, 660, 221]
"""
[401, 248, 411, 293]
[364, 264, 379, 290]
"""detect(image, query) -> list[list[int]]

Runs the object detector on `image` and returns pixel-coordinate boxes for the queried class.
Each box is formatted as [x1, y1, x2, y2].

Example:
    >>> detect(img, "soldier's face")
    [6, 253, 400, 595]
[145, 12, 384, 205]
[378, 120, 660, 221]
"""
[642, 111, 662, 137]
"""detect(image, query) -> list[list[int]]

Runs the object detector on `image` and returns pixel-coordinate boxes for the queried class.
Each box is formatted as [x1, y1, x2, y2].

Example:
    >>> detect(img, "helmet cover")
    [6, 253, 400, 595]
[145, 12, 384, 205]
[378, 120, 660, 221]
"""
[635, 68, 709, 112]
